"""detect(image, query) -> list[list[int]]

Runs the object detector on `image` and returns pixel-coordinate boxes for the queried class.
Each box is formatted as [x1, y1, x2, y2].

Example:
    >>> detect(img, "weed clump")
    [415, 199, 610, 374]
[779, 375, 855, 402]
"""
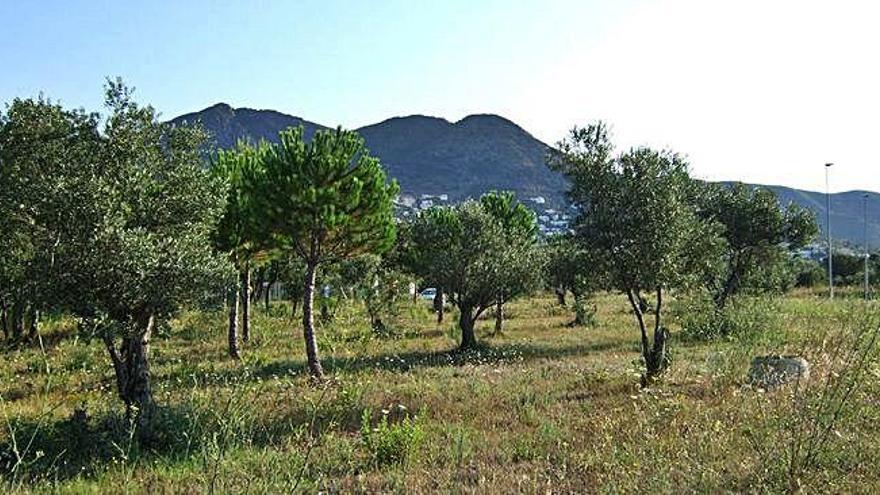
[360, 406, 425, 467]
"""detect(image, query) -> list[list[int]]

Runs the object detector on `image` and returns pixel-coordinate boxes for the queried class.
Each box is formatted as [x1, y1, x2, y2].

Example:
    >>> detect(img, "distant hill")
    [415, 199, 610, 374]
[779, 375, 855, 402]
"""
[170, 104, 879, 247]
[357, 114, 567, 202]
[728, 183, 880, 249]
[172, 104, 567, 205]
[170, 103, 327, 149]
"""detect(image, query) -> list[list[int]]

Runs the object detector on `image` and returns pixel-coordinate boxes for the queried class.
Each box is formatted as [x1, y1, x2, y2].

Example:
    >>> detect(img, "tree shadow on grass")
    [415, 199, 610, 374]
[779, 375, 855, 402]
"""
[0, 393, 340, 485]
[0, 404, 201, 483]
[157, 338, 632, 393]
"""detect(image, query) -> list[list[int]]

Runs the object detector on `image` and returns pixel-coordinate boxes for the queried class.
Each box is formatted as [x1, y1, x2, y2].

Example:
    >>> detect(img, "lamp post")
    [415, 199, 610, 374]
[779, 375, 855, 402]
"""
[865, 193, 870, 300]
[826, 162, 833, 299]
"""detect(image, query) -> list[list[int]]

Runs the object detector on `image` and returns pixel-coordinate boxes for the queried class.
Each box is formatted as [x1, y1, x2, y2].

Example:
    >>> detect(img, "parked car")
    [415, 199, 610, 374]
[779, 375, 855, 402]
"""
[419, 288, 437, 300]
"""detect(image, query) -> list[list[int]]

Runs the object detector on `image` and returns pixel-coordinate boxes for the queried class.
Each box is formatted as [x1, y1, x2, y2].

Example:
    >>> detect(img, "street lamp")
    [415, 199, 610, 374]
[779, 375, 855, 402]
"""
[865, 193, 870, 300]
[826, 162, 834, 299]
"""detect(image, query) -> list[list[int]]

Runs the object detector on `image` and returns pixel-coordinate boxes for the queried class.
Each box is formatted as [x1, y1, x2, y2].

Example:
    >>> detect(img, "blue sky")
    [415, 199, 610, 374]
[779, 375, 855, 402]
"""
[2, 0, 878, 193]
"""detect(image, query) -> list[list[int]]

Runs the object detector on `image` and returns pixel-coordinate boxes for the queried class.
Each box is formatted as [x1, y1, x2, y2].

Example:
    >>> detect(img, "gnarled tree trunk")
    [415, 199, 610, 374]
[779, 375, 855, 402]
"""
[627, 288, 668, 386]
[264, 281, 271, 312]
[10, 300, 24, 342]
[26, 307, 39, 341]
[302, 259, 324, 378]
[555, 287, 566, 306]
[647, 287, 668, 376]
[0, 300, 8, 341]
[104, 313, 156, 442]
[458, 306, 477, 350]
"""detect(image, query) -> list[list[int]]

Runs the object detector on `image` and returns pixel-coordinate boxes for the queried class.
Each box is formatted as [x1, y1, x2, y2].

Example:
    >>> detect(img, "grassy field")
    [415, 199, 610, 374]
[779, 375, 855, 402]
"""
[1, 290, 878, 493]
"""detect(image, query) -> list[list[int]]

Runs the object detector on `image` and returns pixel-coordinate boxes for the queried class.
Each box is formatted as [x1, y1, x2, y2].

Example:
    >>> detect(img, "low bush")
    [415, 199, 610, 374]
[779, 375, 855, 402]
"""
[677, 292, 782, 342]
[360, 406, 425, 467]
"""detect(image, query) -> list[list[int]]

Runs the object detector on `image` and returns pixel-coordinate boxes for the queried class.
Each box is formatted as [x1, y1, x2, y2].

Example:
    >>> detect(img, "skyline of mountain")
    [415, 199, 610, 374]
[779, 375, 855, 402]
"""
[171, 103, 880, 247]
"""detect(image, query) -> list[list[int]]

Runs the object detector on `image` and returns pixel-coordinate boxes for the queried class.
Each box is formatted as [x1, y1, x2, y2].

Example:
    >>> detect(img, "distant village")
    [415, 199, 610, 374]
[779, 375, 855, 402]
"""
[393, 192, 574, 235]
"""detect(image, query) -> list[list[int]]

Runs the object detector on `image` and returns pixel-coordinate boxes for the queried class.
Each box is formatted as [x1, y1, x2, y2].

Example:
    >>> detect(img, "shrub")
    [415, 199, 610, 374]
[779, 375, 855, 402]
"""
[677, 291, 781, 342]
[360, 407, 425, 467]
[792, 256, 826, 288]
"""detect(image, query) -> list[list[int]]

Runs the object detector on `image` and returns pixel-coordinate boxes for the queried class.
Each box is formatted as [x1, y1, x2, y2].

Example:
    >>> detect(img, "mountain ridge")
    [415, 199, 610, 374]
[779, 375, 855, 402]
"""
[170, 104, 879, 246]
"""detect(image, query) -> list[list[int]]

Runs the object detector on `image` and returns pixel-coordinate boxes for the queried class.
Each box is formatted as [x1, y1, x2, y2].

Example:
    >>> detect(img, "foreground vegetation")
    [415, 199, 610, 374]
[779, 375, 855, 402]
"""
[1, 291, 878, 493]
[3, 80, 878, 493]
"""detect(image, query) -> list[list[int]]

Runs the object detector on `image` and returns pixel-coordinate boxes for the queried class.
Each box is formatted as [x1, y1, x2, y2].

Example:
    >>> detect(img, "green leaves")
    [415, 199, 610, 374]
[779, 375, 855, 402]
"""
[1, 81, 227, 331]
[244, 126, 399, 264]
[553, 122, 713, 295]
[406, 192, 541, 322]
[212, 140, 271, 264]
[0, 96, 103, 318]
[696, 182, 819, 306]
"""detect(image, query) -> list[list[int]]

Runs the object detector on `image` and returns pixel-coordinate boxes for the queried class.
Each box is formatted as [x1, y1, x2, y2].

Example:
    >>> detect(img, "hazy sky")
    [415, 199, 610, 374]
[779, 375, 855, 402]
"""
[2, 0, 877, 193]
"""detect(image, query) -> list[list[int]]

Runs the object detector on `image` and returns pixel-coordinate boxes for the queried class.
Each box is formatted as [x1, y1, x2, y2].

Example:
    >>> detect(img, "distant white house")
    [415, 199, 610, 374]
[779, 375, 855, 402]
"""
[420, 193, 448, 202]
[396, 194, 416, 207]
[529, 196, 546, 204]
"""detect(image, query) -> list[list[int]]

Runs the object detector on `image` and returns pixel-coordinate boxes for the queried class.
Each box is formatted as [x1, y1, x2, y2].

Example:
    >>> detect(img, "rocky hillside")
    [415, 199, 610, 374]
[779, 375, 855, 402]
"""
[172, 104, 567, 205]
[170, 104, 879, 246]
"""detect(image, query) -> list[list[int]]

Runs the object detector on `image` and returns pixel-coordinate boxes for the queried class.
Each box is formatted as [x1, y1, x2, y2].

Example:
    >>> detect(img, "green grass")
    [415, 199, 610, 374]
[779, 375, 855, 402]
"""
[1, 291, 878, 493]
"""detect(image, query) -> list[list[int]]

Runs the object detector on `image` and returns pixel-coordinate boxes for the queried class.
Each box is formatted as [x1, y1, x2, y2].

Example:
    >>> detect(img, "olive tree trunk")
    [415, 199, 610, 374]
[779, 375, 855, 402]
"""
[648, 288, 668, 376]
[0, 301, 7, 341]
[493, 296, 504, 335]
[264, 281, 271, 312]
[627, 288, 668, 385]
[458, 306, 478, 350]
[10, 300, 24, 341]
[434, 287, 444, 324]
[555, 287, 566, 306]
[104, 313, 156, 442]
[302, 260, 324, 378]
[228, 282, 241, 359]
[240, 268, 251, 343]
[26, 307, 39, 341]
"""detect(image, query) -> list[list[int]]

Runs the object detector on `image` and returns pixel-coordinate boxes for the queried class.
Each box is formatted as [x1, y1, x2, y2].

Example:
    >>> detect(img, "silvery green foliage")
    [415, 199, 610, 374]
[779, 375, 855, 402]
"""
[696, 182, 818, 309]
[0, 97, 102, 338]
[550, 122, 722, 379]
[1, 80, 227, 424]
[407, 197, 539, 348]
[66, 80, 227, 333]
[1, 82, 227, 338]
[479, 191, 544, 304]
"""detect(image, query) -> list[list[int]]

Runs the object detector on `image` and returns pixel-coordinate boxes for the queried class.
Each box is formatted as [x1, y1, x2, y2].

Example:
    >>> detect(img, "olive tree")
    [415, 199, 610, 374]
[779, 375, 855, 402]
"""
[697, 182, 817, 308]
[0, 98, 101, 342]
[543, 233, 600, 326]
[550, 122, 721, 382]
[407, 200, 532, 349]
[245, 127, 398, 378]
[479, 191, 542, 334]
[78, 82, 226, 436]
[1, 81, 226, 437]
